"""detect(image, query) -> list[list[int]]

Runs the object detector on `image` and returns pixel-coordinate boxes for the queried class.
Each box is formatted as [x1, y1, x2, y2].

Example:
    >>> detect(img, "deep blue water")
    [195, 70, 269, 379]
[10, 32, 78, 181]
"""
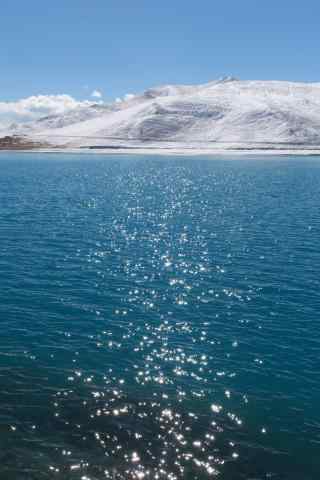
[0, 153, 319, 480]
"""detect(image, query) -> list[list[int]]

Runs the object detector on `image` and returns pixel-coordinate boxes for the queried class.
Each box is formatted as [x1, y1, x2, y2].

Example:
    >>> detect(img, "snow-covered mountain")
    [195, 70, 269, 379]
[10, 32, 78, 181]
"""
[7, 103, 110, 134]
[10, 78, 320, 148]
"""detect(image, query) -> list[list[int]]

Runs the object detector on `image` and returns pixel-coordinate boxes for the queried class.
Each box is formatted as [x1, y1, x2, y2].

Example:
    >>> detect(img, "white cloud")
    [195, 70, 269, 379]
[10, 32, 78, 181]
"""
[91, 89, 103, 99]
[124, 93, 135, 101]
[0, 94, 96, 129]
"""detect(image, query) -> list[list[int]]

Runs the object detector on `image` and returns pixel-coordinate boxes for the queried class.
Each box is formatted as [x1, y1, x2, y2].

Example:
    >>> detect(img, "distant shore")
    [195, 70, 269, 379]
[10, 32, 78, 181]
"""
[2, 135, 320, 156]
[2, 147, 320, 157]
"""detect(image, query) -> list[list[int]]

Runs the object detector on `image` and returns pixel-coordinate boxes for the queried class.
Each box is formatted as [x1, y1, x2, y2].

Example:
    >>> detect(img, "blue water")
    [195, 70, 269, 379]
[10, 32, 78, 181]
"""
[0, 153, 319, 480]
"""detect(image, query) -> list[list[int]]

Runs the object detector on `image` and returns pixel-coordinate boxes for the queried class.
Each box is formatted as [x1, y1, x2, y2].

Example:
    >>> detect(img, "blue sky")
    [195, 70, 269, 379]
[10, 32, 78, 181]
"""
[1, 0, 319, 101]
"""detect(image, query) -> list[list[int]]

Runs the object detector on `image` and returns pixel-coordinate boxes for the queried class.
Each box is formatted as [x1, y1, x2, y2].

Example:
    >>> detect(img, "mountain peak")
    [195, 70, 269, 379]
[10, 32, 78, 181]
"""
[218, 75, 239, 83]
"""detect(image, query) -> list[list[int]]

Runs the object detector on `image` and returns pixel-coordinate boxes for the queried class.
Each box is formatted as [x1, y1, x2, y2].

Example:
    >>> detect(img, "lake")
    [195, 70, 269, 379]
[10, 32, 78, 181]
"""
[0, 153, 319, 479]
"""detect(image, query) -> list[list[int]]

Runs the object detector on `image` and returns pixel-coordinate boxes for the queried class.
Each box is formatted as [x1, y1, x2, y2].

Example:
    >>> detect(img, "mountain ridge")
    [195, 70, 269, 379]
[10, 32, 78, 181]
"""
[7, 78, 320, 149]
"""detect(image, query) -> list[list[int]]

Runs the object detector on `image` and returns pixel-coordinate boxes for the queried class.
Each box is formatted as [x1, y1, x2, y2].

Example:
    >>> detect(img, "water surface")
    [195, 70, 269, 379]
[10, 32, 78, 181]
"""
[0, 153, 319, 480]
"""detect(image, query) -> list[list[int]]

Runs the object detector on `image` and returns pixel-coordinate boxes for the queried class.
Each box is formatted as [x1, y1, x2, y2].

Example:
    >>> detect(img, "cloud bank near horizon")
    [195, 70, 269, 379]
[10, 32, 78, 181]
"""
[0, 94, 101, 129]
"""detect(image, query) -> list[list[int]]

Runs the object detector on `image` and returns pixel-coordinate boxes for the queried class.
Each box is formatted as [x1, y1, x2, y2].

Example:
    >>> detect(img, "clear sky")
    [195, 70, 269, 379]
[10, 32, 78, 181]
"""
[1, 0, 319, 101]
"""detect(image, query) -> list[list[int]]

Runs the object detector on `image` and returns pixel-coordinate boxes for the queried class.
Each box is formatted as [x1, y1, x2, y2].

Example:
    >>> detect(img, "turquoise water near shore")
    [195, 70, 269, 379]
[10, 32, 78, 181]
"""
[0, 153, 319, 479]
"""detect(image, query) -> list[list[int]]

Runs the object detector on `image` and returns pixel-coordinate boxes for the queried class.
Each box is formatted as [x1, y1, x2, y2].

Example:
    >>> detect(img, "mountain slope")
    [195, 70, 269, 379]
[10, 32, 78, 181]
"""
[18, 78, 320, 148]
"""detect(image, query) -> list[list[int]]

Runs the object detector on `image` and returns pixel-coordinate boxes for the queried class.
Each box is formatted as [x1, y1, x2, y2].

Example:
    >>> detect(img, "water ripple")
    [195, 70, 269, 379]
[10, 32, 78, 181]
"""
[0, 154, 319, 479]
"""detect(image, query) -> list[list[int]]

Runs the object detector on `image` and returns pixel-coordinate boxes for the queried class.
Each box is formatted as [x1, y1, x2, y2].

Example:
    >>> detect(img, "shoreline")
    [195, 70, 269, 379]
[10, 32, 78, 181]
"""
[1, 146, 320, 157]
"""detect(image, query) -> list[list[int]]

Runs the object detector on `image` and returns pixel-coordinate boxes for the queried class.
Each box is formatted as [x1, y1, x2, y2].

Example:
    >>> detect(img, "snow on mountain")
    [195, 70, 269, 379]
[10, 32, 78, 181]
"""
[17, 78, 320, 148]
[0, 94, 101, 135]
[8, 103, 110, 134]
